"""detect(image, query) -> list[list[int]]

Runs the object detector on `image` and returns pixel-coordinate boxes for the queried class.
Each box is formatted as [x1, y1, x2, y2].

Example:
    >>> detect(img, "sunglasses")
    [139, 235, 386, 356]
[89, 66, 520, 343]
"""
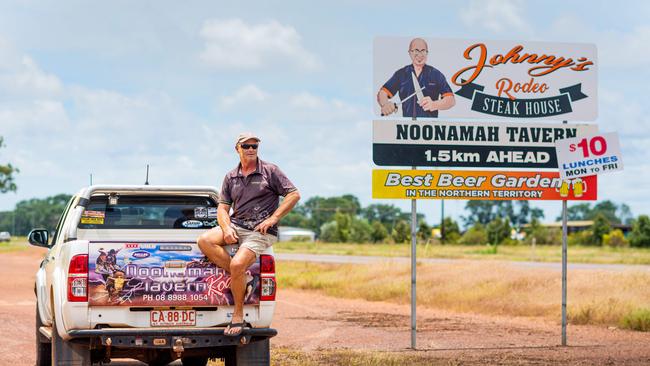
[240, 143, 258, 150]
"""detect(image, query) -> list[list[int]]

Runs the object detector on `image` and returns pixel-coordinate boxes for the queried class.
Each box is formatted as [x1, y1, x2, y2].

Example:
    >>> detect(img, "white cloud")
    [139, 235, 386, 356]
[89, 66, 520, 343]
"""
[460, 0, 526, 33]
[0, 37, 62, 98]
[599, 26, 650, 69]
[199, 18, 320, 70]
[219, 84, 269, 107]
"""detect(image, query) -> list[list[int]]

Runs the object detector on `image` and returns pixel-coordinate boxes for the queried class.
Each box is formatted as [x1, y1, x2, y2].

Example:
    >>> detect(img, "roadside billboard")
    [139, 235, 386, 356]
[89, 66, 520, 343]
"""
[372, 169, 597, 200]
[373, 120, 597, 168]
[374, 37, 597, 121]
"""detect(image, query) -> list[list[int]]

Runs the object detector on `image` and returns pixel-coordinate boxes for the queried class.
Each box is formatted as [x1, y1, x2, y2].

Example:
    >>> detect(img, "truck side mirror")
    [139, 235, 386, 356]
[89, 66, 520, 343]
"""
[28, 229, 50, 248]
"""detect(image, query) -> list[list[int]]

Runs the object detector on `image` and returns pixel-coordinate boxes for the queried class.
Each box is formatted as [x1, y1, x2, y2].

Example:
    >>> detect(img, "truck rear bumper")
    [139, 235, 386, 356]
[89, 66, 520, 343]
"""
[63, 327, 277, 349]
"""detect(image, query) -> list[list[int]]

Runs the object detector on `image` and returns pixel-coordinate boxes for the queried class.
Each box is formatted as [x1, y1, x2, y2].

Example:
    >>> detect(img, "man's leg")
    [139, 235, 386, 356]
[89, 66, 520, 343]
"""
[224, 247, 257, 335]
[197, 228, 232, 273]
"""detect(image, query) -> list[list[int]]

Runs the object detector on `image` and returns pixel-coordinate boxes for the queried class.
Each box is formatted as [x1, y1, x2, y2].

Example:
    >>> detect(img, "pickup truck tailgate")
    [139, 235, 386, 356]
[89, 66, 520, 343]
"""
[88, 242, 260, 307]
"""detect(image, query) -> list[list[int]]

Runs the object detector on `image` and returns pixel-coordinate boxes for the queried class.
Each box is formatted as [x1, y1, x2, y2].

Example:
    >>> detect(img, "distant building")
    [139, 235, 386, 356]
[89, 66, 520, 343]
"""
[278, 226, 316, 242]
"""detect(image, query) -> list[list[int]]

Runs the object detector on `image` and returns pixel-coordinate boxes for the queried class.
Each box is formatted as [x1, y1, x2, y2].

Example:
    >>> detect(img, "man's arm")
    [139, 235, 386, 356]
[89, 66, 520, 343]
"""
[377, 89, 397, 116]
[418, 94, 456, 112]
[217, 203, 239, 244]
[254, 190, 301, 235]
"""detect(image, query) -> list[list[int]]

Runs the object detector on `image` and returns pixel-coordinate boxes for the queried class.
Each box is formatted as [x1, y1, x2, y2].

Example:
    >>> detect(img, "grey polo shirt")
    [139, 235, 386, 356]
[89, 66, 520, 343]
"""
[219, 159, 297, 236]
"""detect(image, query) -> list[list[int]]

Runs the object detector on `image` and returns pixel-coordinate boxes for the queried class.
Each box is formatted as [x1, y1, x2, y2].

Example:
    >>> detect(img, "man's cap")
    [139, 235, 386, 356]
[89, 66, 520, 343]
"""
[236, 132, 261, 146]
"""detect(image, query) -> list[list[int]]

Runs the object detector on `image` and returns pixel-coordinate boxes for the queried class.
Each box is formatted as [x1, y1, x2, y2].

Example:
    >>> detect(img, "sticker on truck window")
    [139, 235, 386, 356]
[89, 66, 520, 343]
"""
[88, 242, 260, 307]
[81, 210, 106, 224]
[194, 206, 207, 219]
[181, 220, 203, 228]
[207, 207, 217, 219]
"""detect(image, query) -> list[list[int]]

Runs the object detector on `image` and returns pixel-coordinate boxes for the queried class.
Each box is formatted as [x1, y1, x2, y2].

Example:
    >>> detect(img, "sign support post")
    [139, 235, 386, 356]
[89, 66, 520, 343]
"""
[561, 120, 568, 347]
[561, 199, 568, 346]
[411, 171, 417, 350]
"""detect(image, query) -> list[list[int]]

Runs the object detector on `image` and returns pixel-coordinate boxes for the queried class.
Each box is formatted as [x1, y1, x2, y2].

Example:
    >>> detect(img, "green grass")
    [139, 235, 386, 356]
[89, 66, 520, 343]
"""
[621, 308, 650, 331]
[274, 241, 650, 265]
[0, 237, 33, 253]
[276, 261, 650, 331]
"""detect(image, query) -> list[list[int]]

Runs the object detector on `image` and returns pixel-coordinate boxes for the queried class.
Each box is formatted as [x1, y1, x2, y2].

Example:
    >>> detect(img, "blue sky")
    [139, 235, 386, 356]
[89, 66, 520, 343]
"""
[1, 0, 649, 225]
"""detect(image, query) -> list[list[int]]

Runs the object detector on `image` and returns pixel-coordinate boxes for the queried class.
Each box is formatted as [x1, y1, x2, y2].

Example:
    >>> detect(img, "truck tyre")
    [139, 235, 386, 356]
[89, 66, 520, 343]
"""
[35, 305, 51, 366]
[181, 356, 209, 366]
[51, 312, 91, 366]
[234, 338, 271, 366]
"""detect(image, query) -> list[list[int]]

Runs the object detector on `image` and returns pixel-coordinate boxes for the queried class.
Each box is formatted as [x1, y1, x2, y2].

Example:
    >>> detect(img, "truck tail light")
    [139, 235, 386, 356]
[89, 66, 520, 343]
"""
[260, 255, 275, 274]
[260, 277, 276, 301]
[260, 254, 275, 301]
[68, 254, 88, 302]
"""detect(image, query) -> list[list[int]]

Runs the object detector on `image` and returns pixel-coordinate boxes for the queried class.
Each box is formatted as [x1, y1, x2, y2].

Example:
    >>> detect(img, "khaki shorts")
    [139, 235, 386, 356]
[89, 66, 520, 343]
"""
[231, 224, 277, 257]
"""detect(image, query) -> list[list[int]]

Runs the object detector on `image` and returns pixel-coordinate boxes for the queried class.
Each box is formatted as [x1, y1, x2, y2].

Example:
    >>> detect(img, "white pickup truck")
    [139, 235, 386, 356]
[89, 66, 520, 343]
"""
[29, 185, 277, 366]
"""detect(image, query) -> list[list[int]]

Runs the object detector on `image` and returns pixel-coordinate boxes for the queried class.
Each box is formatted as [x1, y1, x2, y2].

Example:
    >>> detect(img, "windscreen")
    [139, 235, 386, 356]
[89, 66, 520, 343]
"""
[78, 195, 218, 229]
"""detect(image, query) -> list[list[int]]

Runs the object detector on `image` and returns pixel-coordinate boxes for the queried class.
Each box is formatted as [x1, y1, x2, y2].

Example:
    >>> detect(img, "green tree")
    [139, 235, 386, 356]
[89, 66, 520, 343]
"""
[629, 215, 650, 248]
[486, 217, 511, 245]
[603, 229, 628, 247]
[417, 219, 431, 242]
[559, 200, 632, 224]
[0, 137, 18, 193]
[319, 221, 341, 242]
[304, 195, 360, 235]
[14, 194, 72, 235]
[280, 210, 310, 228]
[524, 217, 561, 245]
[391, 220, 410, 244]
[333, 211, 352, 243]
[590, 213, 611, 246]
[370, 220, 388, 243]
[361, 203, 423, 232]
[349, 218, 372, 243]
[459, 223, 488, 245]
[564, 203, 593, 221]
[463, 200, 542, 228]
[440, 217, 460, 244]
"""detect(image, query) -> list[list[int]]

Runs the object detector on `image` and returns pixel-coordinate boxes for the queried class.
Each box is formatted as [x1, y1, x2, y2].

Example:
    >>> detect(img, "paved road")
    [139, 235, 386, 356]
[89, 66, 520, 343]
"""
[275, 253, 650, 272]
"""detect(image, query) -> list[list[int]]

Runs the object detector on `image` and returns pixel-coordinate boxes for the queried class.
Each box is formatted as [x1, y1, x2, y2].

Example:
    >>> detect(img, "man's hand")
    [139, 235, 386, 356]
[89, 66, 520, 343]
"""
[254, 216, 279, 235]
[418, 96, 438, 112]
[380, 102, 397, 116]
[223, 227, 239, 244]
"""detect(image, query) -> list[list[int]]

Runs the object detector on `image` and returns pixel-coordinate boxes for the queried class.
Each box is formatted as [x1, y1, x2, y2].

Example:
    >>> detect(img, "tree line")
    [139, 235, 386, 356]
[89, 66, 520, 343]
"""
[0, 192, 649, 248]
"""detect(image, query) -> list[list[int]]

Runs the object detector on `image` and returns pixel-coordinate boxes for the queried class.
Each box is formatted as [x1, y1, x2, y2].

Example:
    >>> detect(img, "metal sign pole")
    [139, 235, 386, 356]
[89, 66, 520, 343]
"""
[562, 200, 568, 345]
[561, 120, 568, 346]
[411, 109, 417, 350]
[411, 164, 417, 350]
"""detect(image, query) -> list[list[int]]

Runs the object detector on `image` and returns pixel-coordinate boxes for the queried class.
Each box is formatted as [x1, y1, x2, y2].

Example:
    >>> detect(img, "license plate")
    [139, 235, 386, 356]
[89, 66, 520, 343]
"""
[150, 310, 196, 327]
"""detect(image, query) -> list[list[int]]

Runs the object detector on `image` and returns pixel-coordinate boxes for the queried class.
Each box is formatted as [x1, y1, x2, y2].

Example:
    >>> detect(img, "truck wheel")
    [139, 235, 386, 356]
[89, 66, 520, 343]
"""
[234, 339, 271, 366]
[181, 356, 209, 366]
[51, 313, 91, 366]
[35, 305, 51, 366]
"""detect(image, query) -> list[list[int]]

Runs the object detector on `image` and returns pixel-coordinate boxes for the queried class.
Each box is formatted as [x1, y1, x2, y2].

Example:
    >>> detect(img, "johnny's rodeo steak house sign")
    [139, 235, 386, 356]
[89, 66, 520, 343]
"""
[374, 38, 597, 120]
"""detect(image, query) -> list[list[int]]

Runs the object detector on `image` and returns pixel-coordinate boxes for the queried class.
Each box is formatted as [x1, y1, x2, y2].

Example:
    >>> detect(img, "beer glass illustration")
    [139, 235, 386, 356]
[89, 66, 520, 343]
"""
[557, 180, 570, 198]
[572, 178, 587, 198]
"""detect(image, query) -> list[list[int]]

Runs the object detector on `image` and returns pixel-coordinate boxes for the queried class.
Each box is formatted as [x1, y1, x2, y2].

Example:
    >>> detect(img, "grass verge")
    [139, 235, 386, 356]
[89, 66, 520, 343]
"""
[274, 241, 650, 265]
[0, 237, 32, 253]
[277, 260, 650, 331]
[208, 347, 453, 366]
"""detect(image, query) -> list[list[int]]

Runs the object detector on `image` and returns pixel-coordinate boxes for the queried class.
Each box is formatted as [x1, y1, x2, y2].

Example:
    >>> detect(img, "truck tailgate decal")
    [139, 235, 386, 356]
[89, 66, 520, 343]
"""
[88, 242, 260, 306]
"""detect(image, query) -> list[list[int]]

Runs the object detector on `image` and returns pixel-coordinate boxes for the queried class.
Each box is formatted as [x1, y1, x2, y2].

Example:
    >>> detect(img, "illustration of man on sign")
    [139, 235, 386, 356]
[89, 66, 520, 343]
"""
[377, 38, 455, 118]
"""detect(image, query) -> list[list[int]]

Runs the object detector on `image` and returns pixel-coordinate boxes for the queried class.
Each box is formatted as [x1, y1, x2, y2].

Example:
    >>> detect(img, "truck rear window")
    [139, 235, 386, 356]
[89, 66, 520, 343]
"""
[78, 195, 218, 229]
